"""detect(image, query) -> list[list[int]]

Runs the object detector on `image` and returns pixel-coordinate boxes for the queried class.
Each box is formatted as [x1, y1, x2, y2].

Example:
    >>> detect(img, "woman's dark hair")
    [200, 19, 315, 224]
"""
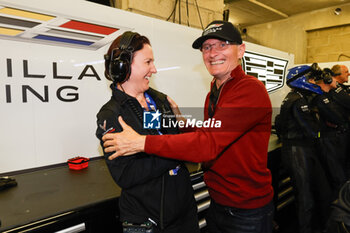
[104, 32, 151, 81]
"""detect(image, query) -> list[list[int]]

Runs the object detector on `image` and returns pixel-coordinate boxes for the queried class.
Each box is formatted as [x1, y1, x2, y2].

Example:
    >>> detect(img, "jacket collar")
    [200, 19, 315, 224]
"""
[229, 64, 245, 85]
[210, 65, 245, 90]
[110, 83, 133, 105]
[110, 83, 161, 104]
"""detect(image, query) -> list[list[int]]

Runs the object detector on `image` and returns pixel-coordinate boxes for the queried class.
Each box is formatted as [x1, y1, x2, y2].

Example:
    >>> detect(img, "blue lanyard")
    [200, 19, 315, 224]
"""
[144, 92, 157, 111]
[144, 93, 179, 175]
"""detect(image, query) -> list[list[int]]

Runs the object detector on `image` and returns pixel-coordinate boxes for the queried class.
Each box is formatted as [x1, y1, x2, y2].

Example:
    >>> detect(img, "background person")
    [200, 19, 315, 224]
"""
[331, 64, 350, 93]
[325, 67, 350, 179]
[96, 31, 199, 233]
[103, 21, 274, 233]
[275, 64, 332, 233]
[309, 66, 348, 199]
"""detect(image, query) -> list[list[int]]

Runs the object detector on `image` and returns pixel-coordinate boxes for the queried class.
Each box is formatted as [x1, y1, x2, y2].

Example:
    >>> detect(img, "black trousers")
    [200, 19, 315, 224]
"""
[281, 143, 332, 233]
[317, 134, 348, 199]
[205, 200, 274, 233]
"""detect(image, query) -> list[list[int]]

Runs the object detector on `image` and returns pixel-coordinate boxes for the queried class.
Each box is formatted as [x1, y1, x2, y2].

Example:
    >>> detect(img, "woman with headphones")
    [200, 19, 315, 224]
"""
[95, 31, 199, 233]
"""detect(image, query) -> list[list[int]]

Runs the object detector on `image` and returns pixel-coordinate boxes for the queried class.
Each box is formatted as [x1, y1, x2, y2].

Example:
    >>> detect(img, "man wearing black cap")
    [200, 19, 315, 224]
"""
[102, 20, 274, 233]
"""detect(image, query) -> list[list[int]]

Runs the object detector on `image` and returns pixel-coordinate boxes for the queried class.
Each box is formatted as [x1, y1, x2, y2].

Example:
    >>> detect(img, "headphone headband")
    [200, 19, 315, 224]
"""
[119, 31, 136, 51]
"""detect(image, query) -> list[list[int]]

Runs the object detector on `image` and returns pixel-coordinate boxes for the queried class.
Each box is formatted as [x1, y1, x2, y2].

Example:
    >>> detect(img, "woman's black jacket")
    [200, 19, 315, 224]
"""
[96, 86, 197, 229]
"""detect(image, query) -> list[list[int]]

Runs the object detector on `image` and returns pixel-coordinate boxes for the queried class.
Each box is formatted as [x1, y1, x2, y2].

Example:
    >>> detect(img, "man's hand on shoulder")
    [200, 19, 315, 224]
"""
[102, 116, 146, 160]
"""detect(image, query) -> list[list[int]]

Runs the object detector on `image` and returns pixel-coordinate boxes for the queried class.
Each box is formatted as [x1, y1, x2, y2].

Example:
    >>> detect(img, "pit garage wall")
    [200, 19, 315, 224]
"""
[0, 0, 293, 173]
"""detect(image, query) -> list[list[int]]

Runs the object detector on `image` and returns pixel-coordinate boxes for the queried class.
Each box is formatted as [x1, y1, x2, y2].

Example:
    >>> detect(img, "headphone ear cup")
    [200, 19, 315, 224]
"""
[324, 76, 333, 84]
[109, 50, 132, 83]
[107, 31, 136, 83]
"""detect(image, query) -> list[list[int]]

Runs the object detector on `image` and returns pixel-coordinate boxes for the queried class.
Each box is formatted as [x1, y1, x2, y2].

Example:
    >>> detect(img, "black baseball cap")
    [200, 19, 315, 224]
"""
[192, 20, 242, 49]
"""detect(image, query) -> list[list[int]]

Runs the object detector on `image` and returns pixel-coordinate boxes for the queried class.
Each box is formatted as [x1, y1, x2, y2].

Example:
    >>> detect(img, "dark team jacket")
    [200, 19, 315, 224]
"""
[276, 89, 320, 143]
[338, 82, 350, 95]
[95, 86, 197, 229]
[311, 91, 349, 134]
[328, 84, 350, 122]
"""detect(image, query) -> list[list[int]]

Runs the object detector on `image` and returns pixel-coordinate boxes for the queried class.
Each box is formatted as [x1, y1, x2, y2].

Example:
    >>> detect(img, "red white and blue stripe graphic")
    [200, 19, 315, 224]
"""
[0, 5, 130, 50]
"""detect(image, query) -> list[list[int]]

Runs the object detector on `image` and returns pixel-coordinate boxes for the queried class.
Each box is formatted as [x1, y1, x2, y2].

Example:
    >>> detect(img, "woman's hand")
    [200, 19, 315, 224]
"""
[102, 116, 146, 160]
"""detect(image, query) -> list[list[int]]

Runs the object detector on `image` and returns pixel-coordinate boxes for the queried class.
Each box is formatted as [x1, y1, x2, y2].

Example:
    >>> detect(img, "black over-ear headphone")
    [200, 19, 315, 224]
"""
[322, 68, 334, 85]
[310, 63, 333, 85]
[105, 31, 137, 83]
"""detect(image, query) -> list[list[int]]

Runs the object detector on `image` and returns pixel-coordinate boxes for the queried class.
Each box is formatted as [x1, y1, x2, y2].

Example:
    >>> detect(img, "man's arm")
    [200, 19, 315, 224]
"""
[144, 79, 272, 163]
[103, 116, 146, 160]
[104, 78, 272, 163]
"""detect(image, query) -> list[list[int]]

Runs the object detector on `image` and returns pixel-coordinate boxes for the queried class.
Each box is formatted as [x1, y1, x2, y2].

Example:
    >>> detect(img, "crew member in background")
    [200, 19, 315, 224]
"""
[96, 31, 199, 233]
[325, 67, 350, 179]
[102, 21, 274, 233]
[275, 64, 332, 233]
[310, 67, 348, 199]
[331, 64, 350, 94]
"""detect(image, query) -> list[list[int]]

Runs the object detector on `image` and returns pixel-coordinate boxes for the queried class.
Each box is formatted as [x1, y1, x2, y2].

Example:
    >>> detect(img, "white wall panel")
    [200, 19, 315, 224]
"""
[0, 0, 293, 173]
